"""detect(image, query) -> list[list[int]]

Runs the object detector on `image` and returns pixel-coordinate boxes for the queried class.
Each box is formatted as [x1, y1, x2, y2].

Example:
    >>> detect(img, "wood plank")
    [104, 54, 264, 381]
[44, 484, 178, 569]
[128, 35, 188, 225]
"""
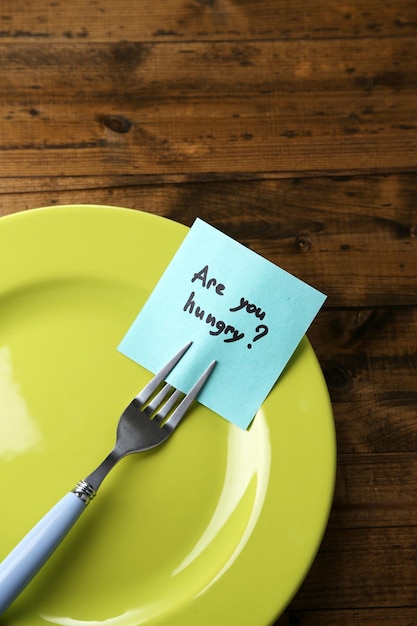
[0, 38, 417, 176]
[310, 308, 417, 452]
[286, 526, 417, 610]
[331, 453, 417, 529]
[0, 0, 416, 41]
[276, 607, 417, 626]
[331, 397, 417, 454]
[1, 175, 416, 307]
[311, 308, 417, 361]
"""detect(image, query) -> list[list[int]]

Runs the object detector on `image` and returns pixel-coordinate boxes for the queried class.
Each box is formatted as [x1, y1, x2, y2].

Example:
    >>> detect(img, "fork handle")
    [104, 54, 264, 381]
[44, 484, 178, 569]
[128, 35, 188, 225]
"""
[0, 491, 88, 614]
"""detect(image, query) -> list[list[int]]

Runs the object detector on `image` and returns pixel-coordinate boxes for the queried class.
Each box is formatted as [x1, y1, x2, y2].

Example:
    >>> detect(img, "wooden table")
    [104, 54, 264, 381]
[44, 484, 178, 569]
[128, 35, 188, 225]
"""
[1, 1, 417, 624]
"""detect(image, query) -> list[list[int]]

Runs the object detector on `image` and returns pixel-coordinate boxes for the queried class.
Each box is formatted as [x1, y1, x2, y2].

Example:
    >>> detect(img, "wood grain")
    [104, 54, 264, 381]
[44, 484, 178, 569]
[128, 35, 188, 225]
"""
[1, 36, 417, 176]
[331, 453, 417, 528]
[289, 525, 417, 609]
[276, 608, 417, 626]
[0, 0, 416, 41]
[0, 1, 416, 624]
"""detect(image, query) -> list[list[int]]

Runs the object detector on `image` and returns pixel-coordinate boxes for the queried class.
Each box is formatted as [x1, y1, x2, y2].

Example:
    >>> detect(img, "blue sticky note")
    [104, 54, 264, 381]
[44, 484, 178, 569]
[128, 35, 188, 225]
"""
[118, 219, 326, 429]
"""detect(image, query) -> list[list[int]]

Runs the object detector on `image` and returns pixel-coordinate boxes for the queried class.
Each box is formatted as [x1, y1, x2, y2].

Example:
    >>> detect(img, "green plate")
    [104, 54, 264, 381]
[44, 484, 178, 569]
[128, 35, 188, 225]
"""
[0, 205, 335, 626]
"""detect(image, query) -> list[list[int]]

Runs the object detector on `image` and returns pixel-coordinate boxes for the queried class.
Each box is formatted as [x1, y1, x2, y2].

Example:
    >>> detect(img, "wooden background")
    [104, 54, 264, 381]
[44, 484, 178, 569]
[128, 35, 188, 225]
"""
[1, 1, 417, 624]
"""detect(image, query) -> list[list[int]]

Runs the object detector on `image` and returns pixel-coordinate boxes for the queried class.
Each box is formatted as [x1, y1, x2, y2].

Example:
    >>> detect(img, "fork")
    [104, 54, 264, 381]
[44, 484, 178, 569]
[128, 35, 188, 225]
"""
[0, 342, 215, 614]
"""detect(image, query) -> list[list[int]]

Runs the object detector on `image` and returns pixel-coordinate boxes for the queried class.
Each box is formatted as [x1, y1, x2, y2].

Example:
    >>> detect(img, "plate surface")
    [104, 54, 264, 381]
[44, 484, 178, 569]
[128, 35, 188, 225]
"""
[0, 205, 336, 626]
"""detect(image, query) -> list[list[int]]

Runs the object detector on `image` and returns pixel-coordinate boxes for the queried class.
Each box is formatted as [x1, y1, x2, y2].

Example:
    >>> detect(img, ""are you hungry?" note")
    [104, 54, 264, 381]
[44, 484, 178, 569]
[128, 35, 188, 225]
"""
[118, 219, 326, 429]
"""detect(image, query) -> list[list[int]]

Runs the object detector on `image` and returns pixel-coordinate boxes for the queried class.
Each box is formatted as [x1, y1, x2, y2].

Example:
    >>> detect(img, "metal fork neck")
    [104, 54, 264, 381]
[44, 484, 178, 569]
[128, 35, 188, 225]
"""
[83, 450, 121, 493]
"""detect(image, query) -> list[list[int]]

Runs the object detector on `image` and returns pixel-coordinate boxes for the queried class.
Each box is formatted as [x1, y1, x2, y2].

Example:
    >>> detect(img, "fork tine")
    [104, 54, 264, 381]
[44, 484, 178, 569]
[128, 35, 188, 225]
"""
[152, 387, 183, 424]
[135, 341, 192, 407]
[143, 382, 175, 417]
[163, 360, 216, 431]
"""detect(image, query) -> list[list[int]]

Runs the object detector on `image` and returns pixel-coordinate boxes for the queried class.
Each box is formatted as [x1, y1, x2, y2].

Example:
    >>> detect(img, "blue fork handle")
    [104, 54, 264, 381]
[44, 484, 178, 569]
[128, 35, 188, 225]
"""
[0, 491, 87, 614]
